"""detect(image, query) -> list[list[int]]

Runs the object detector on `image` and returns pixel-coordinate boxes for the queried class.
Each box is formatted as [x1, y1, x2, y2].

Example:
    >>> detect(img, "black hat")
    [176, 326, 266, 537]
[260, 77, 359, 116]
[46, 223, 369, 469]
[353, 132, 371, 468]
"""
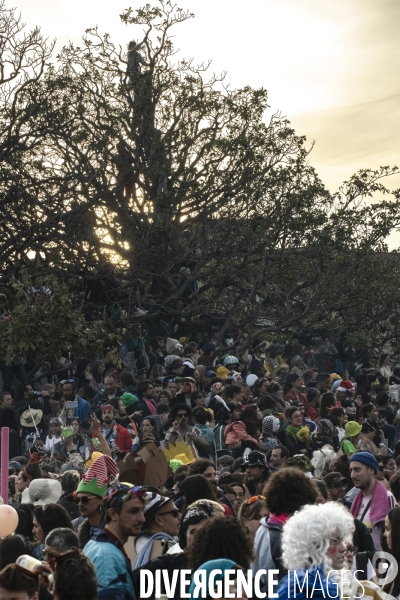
[323, 472, 347, 488]
[243, 451, 268, 469]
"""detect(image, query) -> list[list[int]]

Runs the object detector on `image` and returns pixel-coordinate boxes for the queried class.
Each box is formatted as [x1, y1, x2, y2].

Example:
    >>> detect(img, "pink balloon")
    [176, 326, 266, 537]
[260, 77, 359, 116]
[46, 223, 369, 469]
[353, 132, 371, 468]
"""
[0, 504, 19, 537]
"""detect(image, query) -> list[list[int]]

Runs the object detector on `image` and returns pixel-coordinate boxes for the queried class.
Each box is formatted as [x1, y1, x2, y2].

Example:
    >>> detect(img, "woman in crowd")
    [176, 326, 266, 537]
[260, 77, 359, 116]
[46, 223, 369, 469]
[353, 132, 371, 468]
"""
[326, 407, 347, 442]
[237, 495, 268, 540]
[222, 384, 244, 407]
[359, 419, 387, 456]
[32, 504, 74, 559]
[179, 474, 218, 511]
[140, 417, 160, 448]
[341, 421, 362, 455]
[290, 355, 305, 376]
[314, 418, 337, 450]
[379, 354, 392, 378]
[283, 406, 311, 456]
[383, 506, 400, 599]
[92, 360, 105, 391]
[75, 358, 97, 391]
[277, 502, 354, 599]
[320, 392, 337, 418]
[149, 363, 165, 382]
[265, 381, 286, 409]
[69, 418, 87, 456]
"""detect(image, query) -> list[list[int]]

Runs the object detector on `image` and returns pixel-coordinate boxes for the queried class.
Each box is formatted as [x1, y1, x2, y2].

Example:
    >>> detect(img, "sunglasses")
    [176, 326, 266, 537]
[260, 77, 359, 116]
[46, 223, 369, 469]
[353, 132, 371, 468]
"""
[73, 495, 98, 505]
[246, 495, 266, 505]
[157, 509, 180, 518]
[176, 414, 188, 419]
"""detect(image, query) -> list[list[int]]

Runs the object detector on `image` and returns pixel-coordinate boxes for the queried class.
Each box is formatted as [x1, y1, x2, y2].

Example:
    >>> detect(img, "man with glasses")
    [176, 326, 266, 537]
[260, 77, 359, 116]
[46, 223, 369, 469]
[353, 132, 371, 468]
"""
[164, 404, 213, 456]
[133, 493, 181, 568]
[72, 488, 105, 549]
[43, 527, 79, 560]
[164, 404, 192, 442]
[323, 472, 348, 502]
[72, 454, 119, 548]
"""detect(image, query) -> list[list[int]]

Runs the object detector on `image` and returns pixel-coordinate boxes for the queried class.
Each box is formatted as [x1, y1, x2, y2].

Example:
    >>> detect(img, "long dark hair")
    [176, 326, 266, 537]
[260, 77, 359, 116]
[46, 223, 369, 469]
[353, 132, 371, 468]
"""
[33, 504, 73, 538]
[320, 392, 336, 417]
[384, 507, 400, 597]
[179, 474, 218, 511]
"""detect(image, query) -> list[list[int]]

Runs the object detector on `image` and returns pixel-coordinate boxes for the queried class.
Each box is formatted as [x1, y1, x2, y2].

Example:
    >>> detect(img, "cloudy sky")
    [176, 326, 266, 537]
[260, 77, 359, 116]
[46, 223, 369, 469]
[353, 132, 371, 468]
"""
[11, 0, 400, 195]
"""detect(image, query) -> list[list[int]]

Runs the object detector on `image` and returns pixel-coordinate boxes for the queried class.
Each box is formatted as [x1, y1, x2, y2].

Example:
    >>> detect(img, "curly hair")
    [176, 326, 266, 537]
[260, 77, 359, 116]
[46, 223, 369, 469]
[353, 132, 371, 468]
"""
[186, 517, 253, 571]
[282, 503, 354, 571]
[262, 468, 317, 515]
[331, 454, 351, 481]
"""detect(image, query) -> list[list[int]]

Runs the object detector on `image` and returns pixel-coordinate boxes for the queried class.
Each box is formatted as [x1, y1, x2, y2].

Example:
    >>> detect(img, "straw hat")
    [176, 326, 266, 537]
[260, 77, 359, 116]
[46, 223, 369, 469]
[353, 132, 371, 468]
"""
[20, 408, 43, 428]
[21, 479, 62, 506]
[270, 363, 290, 378]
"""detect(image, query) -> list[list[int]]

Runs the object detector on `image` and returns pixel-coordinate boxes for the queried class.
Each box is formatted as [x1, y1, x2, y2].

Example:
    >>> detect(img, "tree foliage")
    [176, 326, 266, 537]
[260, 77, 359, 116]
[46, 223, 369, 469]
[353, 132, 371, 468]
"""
[0, 274, 115, 370]
[1, 0, 400, 352]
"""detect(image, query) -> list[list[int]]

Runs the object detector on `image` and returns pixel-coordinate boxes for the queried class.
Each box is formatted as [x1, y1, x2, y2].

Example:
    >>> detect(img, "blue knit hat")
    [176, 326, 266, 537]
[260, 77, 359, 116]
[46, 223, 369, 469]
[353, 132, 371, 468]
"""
[349, 452, 379, 473]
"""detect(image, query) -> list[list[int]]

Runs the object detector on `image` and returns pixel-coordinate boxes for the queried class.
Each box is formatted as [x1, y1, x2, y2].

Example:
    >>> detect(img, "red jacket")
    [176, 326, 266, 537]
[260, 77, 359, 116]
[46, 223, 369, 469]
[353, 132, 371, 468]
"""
[114, 424, 133, 456]
[95, 424, 132, 459]
[284, 390, 308, 411]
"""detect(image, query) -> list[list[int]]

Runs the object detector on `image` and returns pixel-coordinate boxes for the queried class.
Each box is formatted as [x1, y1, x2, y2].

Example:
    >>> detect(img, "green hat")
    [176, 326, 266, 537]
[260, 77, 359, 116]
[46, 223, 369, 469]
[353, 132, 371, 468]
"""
[76, 455, 119, 498]
[121, 392, 138, 407]
[344, 421, 362, 438]
[286, 454, 312, 472]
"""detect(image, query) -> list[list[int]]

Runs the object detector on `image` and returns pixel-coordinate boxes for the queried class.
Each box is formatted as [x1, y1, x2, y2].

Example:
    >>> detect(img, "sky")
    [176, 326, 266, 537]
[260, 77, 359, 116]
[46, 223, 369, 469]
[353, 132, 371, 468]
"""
[10, 0, 400, 197]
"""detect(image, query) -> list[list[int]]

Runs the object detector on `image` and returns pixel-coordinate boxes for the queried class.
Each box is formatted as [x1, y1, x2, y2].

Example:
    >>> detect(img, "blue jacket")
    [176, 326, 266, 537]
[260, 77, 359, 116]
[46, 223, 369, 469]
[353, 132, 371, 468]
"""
[278, 566, 340, 600]
[83, 528, 135, 600]
[73, 395, 92, 421]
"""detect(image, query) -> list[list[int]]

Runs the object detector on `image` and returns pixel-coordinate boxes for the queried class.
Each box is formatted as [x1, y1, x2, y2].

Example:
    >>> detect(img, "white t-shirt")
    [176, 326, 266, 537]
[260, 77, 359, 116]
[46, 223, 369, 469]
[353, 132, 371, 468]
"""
[357, 494, 372, 530]
[44, 435, 63, 453]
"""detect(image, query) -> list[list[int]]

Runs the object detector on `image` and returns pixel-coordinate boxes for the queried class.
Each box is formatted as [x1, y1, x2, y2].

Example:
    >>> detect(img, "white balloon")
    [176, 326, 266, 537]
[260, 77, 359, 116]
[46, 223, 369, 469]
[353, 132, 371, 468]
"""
[0, 504, 19, 537]
[246, 374, 258, 387]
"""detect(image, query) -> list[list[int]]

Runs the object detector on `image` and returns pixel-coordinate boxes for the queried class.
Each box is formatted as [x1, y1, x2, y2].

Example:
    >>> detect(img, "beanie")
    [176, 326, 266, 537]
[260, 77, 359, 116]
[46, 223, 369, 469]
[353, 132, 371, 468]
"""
[349, 452, 380, 473]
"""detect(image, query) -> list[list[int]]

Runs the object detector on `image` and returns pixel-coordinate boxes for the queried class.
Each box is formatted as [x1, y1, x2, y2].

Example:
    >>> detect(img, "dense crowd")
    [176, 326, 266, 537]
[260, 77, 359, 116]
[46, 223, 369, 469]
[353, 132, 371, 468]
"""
[2, 312, 400, 599]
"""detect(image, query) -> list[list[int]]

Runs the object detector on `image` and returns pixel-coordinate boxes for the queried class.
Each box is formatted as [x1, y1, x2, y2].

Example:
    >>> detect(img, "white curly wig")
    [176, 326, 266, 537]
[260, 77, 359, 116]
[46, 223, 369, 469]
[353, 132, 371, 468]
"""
[282, 502, 354, 572]
[311, 446, 337, 478]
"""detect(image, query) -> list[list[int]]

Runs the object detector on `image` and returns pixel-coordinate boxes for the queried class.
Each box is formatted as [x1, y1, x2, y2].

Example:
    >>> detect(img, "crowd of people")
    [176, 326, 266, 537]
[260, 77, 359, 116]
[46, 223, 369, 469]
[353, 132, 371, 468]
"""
[2, 322, 400, 599]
